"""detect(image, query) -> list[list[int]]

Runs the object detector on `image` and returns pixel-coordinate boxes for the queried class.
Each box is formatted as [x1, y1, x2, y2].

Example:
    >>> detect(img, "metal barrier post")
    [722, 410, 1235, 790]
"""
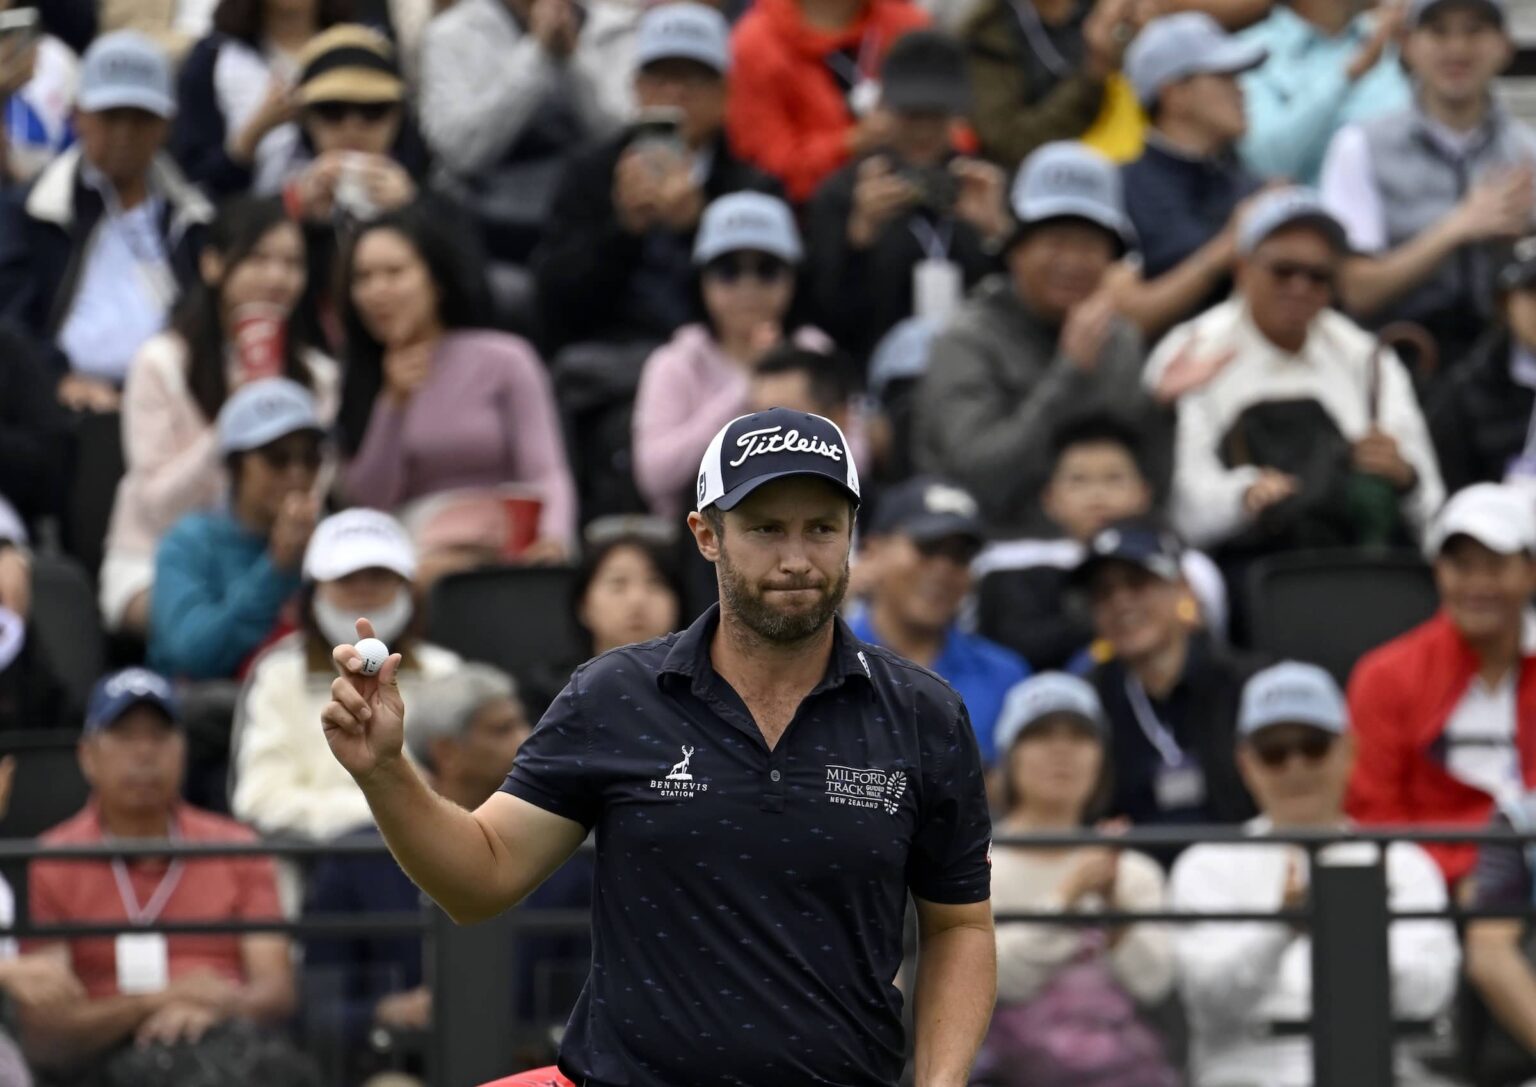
[433, 905, 518, 1087]
[1310, 844, 1393, 1087]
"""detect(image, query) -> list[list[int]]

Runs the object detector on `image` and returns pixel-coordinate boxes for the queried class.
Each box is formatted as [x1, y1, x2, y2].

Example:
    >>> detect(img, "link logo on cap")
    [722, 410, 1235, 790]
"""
[696, 408, 861, 512]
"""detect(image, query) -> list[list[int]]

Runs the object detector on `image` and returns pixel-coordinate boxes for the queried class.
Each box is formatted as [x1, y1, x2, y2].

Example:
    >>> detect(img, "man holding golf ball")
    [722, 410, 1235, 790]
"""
[322, 408, 996, 1087]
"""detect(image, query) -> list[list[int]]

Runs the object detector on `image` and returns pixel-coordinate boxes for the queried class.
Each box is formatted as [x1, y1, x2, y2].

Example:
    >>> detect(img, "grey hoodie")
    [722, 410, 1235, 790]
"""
[914, 276, 1157, 533]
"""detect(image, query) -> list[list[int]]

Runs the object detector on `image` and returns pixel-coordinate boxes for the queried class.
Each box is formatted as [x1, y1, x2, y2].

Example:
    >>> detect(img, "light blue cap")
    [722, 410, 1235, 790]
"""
[1124, 12, 1268, 106]
[217, 377, 322, 454]
[1010, 141, 1135, 247]
[1238, 661, 1348, 738]
[693, 191, 803, 265]
[78, 30, 176, 119]
[994, 672, 1107, 754]
[635, 2, 731, 74]
[1237, 186, 1348, 255]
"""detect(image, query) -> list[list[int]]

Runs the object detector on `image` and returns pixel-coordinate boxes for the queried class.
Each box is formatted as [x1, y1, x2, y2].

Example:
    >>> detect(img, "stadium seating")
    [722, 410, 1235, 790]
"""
[426, 565, 586, 685]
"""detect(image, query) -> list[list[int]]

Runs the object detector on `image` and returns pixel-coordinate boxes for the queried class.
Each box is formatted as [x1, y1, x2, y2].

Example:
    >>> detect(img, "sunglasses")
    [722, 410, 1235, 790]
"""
[307, 100, 396, 125]
[256, 441, 323, 471]
[1250, 730, 1335, 769]
[704, 254, 791, 285]
[1261, 259, 1335, 290]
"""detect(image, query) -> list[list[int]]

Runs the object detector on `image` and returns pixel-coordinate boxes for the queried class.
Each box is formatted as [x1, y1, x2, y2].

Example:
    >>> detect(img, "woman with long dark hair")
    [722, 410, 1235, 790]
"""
[100, 196, 337, 635]
[172, 0, 353, 196]
[338, 202, 576, 560]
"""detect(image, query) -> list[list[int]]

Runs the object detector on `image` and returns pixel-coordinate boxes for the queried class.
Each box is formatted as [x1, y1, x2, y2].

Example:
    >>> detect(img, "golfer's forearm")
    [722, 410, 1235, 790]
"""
[912, 923, 997, 1087]
[360, 758, 514, 923]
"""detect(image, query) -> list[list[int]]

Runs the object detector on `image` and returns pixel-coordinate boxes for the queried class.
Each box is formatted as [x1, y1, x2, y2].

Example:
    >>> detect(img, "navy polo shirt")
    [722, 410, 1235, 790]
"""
[502, 604, 992, 1087]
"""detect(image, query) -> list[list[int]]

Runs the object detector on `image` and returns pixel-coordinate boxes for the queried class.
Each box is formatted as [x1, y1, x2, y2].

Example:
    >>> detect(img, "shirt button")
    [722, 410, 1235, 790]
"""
[769, 769, 782, 783]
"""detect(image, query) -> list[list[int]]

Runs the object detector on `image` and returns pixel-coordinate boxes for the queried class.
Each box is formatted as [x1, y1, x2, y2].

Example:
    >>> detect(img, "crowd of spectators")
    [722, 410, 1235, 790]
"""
[3, 0, 1536, 1083]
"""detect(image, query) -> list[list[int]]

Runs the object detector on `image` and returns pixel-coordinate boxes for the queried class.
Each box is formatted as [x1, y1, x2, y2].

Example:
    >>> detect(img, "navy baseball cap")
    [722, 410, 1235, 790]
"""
[696, 408, 861, 512]
[85, 668, 180, 735]
[869, 477, 985, 544]
[1070, 518, 1184, 587]
[1410, 0, 1504, 29]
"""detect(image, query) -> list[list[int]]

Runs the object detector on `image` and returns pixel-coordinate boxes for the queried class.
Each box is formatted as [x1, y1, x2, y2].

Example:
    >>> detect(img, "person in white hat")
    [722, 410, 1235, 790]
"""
[1171, 661, 1458, 1087]
[230, 507, 463, 841]
[1347, 482, 1536, 886]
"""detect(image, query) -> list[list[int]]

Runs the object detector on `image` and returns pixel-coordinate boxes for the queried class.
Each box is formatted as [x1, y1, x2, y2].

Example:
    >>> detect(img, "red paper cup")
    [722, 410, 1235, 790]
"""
[501, 497, 543, 559]
[232, 304, 287, 383]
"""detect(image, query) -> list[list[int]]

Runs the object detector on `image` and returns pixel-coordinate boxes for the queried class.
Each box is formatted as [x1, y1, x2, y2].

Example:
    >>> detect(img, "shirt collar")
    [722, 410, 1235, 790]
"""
[659, 602, 874, 693]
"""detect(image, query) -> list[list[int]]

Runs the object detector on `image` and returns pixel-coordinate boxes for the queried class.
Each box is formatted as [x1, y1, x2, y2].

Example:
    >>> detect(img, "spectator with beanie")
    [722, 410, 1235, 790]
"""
[972, 412, 1229, 670]
[21, 668, 303, 1083]
[419, 0, 636, 262]
[1322, 0, 1536, 375]
[1431, 240, 1536, 492]
[851, 477, 1030, 764]
[807, 30, 1010, 360]
[172, 0, 349, 198]
[231, 508, 463, 840]
[101, 196, 338, 636]
[632, 192, 826, 519]
[1171, 662, 1457, 1087]
[149, 377, 324, 679]
[534, 2, 775, 354]
[726, 0, 929, 202]
[1146, 188, 1443, 556]
[915, 141, 1155, 534]
[1348, 483, 1536, 886]
[305, 664, 590, 1084]
[0, 31, 211, 413]
[980, 672, 1178, 1087]
[1119, 12, 1265, 330]
[1235, 0, 1409, 185]
[961, 0, 1143, 172]
[338, 204, 576, 558]
[1077, 520, 1261, 830]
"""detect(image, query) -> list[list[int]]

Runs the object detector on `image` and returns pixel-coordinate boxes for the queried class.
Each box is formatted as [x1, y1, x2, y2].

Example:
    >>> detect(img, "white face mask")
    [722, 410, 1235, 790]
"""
[312, 586, 414, 648]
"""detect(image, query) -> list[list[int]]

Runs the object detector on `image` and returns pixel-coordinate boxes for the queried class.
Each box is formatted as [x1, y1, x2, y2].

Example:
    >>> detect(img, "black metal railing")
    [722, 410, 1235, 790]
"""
[10, 825, 1536, 1087]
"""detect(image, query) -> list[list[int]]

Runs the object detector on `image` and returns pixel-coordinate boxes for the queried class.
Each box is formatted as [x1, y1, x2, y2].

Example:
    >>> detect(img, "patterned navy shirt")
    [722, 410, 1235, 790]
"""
[501, 604, 992, 1087]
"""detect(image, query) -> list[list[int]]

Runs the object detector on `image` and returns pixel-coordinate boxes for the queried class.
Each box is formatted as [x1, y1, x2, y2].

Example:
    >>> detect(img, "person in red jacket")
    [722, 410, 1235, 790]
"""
[727, 0, 929, 202]
[1347, 482, 1536, 887]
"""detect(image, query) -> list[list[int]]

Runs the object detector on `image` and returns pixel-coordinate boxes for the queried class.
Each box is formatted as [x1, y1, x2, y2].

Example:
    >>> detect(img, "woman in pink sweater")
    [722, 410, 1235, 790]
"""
[337, 203, 576, 558]
[100, 196, 338, 634]
[632, 192, 828, 518]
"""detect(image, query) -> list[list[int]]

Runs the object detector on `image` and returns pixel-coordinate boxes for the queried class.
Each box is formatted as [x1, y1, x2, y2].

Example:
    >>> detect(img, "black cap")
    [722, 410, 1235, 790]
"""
[880, 30, 972, 116]
[696, 408, 862, 512]
[1070, 518, 1184, 587]
[869, 476, 985, 544]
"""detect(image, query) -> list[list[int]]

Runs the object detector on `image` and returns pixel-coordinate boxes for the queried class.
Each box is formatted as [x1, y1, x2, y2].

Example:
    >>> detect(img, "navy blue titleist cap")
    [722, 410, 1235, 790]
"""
[696, 408, 861, 512]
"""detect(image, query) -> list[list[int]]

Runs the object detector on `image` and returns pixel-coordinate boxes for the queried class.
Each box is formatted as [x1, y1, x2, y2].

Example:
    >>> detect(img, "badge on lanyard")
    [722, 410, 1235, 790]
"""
[913, 259, 963, 322]
[1126, 677, 1207, 812]
[109, 832, 184, 996]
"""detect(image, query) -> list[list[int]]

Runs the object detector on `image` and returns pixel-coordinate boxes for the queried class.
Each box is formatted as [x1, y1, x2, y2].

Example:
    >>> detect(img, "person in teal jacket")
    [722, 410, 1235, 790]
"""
[1237, 0, 1411, 184]
[148, 378, 324, 680]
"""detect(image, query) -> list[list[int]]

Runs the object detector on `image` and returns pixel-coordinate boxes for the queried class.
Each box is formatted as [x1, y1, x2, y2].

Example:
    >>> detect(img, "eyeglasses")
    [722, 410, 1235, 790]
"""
[307, 101, 396, 125]
[704, 254, 792, 286]
[1260, 259, 1335, 291]
[1250, 730, 1336, 769]
[256, 441, 323, 471]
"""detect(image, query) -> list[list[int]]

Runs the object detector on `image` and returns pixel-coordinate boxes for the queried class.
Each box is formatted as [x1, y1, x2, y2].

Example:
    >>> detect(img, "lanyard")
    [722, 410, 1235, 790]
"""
[109, 826, 184, 926]
[1009, 0, 1073, 79]
[1124, 676, 1184, 766]
[909, 217, 953, 262]
[825, 30, 882, 91]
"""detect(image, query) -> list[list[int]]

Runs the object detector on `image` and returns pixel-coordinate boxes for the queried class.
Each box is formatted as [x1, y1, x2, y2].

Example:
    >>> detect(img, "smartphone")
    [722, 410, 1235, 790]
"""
[629, 106, 687, 169]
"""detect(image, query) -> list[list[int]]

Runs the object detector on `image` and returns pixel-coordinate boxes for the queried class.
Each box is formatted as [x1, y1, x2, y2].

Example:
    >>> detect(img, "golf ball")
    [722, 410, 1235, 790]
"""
[355, 637, 389, 676]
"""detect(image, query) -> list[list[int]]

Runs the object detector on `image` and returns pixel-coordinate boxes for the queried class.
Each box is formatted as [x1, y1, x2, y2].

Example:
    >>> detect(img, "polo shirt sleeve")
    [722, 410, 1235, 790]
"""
[231, 854, 283, 920]
[907, 697, 992, 905]
[500, 669, 604, 829]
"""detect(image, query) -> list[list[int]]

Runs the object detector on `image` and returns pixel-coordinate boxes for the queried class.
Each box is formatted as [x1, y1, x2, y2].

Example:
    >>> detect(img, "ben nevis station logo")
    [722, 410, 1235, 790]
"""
[651, 745, 709, 799]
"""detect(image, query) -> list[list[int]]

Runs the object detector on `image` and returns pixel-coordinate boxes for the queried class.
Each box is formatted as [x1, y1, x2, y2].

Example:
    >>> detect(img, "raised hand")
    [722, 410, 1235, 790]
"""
[321, 617, 406, 785]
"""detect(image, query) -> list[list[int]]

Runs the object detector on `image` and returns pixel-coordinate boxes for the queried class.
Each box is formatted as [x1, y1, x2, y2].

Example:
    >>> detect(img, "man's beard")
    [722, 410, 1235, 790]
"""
[717, 542, 850, 646]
